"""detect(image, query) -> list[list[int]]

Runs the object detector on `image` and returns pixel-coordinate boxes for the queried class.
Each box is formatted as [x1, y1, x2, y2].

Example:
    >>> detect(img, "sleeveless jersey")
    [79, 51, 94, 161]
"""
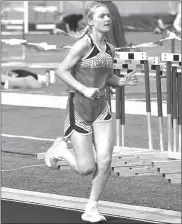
[71, 35, 113, 92]
[64, 35, 113, 136]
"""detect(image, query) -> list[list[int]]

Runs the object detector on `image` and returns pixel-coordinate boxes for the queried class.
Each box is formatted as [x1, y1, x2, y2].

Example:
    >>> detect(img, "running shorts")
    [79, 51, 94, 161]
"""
[64, 92, 112, 138]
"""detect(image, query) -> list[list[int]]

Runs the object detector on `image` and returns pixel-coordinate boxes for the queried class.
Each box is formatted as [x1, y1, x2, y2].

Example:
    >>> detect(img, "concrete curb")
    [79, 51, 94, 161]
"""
[1, 187, 181, 224]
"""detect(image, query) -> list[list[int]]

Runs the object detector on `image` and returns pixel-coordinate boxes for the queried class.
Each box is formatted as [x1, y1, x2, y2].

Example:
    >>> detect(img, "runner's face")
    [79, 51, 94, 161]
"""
[90, 6, 111, 33]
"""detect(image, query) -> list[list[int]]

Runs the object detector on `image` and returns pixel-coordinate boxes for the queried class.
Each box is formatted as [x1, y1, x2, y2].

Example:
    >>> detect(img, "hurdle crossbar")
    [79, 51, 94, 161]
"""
[161, 53, 181, 62]
[115, 52, 148, 61]
[114, 51, 154, 151]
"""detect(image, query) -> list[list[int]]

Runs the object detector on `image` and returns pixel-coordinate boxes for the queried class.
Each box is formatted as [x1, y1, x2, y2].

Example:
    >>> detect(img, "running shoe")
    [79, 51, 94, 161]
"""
[44, 137, 67, 168]
[81, 206, 106, 223]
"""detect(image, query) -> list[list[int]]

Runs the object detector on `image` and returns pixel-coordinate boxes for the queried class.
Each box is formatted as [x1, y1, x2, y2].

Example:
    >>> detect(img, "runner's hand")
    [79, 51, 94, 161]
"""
[82, 87, 100, 100]
[125, 70, 138, 86]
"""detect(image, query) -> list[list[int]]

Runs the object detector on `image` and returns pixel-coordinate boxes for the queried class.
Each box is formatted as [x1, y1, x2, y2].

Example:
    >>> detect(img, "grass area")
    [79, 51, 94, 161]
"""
[1, 153, 181, 212]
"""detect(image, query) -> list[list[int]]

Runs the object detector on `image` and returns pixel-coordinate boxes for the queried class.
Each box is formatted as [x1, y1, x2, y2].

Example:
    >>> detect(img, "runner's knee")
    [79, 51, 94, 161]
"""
[97, 155, 112, 172]
[77, 162, 95, 176]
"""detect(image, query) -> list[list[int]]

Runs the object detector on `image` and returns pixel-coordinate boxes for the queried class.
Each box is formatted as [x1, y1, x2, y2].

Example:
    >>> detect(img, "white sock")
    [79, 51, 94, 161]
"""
[86, 200, 98, 210]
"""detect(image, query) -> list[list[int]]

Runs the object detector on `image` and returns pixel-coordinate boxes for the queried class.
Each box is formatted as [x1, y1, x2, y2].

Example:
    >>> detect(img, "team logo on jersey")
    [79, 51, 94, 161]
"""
[90, 58, 113, 68]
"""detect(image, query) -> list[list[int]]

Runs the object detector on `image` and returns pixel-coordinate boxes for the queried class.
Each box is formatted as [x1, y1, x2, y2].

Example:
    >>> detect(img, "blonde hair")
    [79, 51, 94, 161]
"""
[69, 2, 108, 39]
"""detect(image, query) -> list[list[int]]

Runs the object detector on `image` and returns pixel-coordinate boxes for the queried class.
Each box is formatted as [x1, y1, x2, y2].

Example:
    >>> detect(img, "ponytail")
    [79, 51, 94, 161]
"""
[68, 2, 107, 39]
[69, 25, 90, 39]
[63, 2, 108, 40]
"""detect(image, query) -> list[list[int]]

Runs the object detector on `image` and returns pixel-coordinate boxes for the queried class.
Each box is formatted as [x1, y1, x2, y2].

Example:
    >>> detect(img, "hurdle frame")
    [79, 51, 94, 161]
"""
[1, 1, 28, 61]
[161, 53, 181, 159]
[113, 52, 181, 157]
[114, 51, 156, 151]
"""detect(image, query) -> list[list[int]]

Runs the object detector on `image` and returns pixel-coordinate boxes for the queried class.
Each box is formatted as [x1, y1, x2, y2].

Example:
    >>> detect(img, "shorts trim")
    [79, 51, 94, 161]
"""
[64, 93, 112, 138]
[94, 116, 112, 124]
[64, 129, 93, 140]
[94, 101, 112, 123]
[64, 92, 92, 138]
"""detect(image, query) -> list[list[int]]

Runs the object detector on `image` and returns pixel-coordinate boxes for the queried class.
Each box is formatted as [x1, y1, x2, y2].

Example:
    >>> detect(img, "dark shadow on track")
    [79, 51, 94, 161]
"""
[1, 200, 152, 224]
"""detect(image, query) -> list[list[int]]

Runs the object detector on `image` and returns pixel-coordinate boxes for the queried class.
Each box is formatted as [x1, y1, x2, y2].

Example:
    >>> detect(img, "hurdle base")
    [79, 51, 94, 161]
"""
[152, 158, 181, 184]
[111, 167, 159, 177]
[167, 177, 181, 184]
[36, 149, 179, 160]
[167, 152, 181, 160]
[36, 152, 46, 160]
[113, 146, 155, 155]
[36, 147, 155, 160]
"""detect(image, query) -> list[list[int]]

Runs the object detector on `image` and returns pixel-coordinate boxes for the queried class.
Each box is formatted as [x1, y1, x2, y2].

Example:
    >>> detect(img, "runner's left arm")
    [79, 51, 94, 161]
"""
[106, 44, 138, 87]
[106, 44, 126, 87]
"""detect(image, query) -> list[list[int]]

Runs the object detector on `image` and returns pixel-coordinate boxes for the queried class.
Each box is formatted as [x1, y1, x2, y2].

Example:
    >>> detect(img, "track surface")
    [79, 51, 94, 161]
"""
[1, 200, 153, 224]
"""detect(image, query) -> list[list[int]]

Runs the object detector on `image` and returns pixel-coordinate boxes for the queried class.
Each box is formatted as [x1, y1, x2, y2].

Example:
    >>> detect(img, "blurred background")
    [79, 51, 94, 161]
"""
[1, 1, 181, 72]
[1, 1, 181, 32]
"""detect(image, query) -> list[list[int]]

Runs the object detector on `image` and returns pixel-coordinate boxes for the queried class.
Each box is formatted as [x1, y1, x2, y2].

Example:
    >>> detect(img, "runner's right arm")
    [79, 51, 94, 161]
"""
[55, 37, 99, 99]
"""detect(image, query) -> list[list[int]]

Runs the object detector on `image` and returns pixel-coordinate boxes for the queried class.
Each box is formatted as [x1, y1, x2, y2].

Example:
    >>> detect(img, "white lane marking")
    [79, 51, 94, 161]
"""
[1, 134, 71, 144]
[2, 92, 68, 109]
[1, 134, 55, 141]
[1, 164, 46, 172]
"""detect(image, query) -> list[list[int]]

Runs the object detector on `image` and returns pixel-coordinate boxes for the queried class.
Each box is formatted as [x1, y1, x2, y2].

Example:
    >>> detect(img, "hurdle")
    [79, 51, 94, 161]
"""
[112, 52, 182, 180]
[1, 24, 26, 61]
[161, 53, 181, 156]
[114, 52, 162, 151]
[2, 62, 58, 86]
[114, 70, 124, 146]
[1, 1, 28, 35]
[149, 53, 181, 184]
[114, 53, 181, 153]
[111, 52, 181, 180]
[1, 1, 28, 61]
